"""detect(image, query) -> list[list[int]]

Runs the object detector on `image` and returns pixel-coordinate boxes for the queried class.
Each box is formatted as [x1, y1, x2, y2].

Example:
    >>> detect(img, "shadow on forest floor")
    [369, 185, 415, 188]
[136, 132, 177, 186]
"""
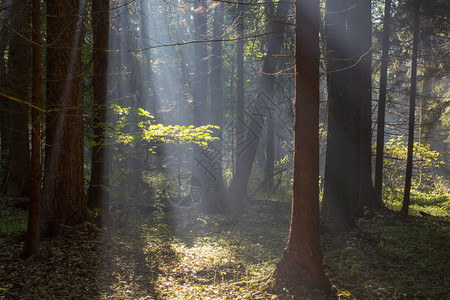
[0, 223, 161, 299]
[0, 199, 449, 299]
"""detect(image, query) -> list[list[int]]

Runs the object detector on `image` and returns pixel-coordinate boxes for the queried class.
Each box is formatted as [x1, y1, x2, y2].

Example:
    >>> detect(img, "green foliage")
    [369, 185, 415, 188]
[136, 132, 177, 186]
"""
[107, 105, 218, 221]
[112, 105, 218, 150]
[379, 135, 445, 193]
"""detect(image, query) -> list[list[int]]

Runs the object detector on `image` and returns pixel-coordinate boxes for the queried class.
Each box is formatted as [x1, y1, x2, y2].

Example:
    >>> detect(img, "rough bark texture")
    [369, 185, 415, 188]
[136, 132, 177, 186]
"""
[402, 0, 420, 216]
[322, 0, 355, 229]
[374, 0, 392, 207]
[6, 0, 31, 197]
[44, 0, 85, 236]
[273, 0, 331, 293]
[87, 0, 110, 224]
[23, 0, 42, 257]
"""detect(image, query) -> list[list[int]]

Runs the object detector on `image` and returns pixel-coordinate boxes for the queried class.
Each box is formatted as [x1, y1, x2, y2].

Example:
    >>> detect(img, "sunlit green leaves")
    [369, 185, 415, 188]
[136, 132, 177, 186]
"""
[111, 104, 218, 149]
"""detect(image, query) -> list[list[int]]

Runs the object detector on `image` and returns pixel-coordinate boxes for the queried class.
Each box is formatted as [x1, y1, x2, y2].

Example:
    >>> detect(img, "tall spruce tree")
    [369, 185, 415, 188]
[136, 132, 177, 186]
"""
[272, 0, 331, 292]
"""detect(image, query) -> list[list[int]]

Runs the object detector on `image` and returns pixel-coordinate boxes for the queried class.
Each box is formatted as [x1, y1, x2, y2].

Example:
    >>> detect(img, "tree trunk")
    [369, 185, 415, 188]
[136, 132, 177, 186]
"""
[210, 2, 225, 191]
[87, 0, 110, 224]
[230, 1, 289, 217]
[357, 0, 374, 214]
[272, 0, 331, 292]
[264, 117, 275, 191]
[346, 0, 362, 211]
[43, 0, 85, 237]
[374, 0, 392, 207]
[322, 0, 355, 229]
[191, 0, 219, 212]
[0, 18, 8, 193]
[401, 0, 420, 216]
[6, 0, 31, 197]
[233, 0, 246, 216]
[23, 0, 42, 257]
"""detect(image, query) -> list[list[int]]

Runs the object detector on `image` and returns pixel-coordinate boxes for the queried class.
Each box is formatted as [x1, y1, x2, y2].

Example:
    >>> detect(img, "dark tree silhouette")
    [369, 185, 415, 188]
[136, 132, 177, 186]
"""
[374, 0, 392, 207]
[23, 0, 42, 257]
[87, 0, 110, 224]
[402, 0, 420, 216]
[322, 0, 355, 229]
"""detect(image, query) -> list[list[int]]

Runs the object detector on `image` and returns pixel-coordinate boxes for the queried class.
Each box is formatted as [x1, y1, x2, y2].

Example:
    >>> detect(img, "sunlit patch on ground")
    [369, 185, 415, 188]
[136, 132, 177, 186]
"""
[150, 212, 276, 299]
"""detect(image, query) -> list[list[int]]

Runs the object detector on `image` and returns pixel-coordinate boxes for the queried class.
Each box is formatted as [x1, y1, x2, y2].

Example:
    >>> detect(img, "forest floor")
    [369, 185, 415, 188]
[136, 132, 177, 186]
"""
[0, 195, 449, 299]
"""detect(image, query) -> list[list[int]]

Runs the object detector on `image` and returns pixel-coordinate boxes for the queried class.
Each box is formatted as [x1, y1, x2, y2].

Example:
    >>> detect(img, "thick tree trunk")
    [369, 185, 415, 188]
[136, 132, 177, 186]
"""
[374, 0, 392, 207]
[272, 0, 331, 292]
[23, 0, 42, 257]
[401, 0, 420, 216]
[87, 0, 110, 224]
[6, 0, 31, 197]
[322, 0, 355, 229]
[44, 0, 85, 237]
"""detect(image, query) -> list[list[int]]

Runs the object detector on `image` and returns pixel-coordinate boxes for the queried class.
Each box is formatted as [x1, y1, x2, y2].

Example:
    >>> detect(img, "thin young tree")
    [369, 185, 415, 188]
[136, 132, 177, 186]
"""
[374, 0, 392, 207]
[357, 0, 374, 214]
[87, 0, 110, 224]
[210, 2, 225, 191]
[0, 12, 8, 191]
[401, 0, 420, 216]
[23, 0, 42, 257]
[272, 0, 331, 292]
[229, 1, 289, 217]
[232, 0, 246, 216]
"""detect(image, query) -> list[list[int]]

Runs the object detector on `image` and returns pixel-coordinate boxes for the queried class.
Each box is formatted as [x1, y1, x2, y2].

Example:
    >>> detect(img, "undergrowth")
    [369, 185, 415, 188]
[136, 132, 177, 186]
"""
[0, 194, 449, 299]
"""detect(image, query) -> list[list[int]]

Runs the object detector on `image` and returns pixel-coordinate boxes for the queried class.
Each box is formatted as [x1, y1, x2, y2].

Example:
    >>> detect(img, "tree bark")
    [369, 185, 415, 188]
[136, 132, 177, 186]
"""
[401, 0, 420, 216]
[87, 0, 110, 224]
[0, 17, 8, 193]
[43, 0, 85, 237]
[346, 0, 362, 211]
[272, 0, 331, 292]
[357, 0, 374, 214]
[264, 117, 275, 191]
[23, 0, 42, 257]
[322, 0, 355, 229]
[374, 0, 392, 207]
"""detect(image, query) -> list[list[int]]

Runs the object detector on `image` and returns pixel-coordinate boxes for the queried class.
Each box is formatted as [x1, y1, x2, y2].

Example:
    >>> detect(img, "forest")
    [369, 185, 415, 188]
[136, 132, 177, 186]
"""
[0, 0, 449, 298]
